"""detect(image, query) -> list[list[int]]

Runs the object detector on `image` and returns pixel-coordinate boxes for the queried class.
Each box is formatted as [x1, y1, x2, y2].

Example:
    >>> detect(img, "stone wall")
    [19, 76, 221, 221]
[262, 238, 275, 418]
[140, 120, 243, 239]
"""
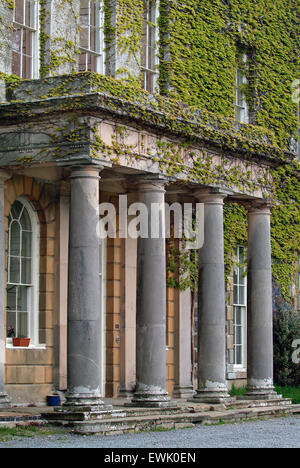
[4, 175, 57, 404]
[0, 2, 13, 75]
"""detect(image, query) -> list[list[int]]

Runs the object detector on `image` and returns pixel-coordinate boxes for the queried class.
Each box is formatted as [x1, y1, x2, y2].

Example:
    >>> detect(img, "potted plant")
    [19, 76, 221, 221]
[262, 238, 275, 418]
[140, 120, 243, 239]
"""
[12, 335, 31, 347]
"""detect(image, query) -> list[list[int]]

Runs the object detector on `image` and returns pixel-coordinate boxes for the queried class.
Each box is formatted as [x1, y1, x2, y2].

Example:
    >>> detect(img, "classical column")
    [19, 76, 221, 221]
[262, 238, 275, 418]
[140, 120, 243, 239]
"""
[173, 282, 195, 399]
[241, 202, 279, 400]
[130, 176, 175, 407]
[64, 165, 108, 408]
[0, 170, 11, 408]
[191, 189, 231, 404]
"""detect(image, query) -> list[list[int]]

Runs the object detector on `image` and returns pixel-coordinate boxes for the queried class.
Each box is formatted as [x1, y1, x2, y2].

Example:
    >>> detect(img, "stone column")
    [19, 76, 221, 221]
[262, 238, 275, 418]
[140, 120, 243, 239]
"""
[64, 165, 108, 408]
[191, 189, 231, 404]
[130, 176, 175, 407]
[173, 282, 195, 399]
[242, 202, 279, 400]
[0, 170, 11, 408]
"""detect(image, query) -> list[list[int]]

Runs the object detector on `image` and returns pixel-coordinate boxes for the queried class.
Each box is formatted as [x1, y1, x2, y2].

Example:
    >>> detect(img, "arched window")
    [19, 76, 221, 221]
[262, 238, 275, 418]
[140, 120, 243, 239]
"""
[6, 198, 40, 345]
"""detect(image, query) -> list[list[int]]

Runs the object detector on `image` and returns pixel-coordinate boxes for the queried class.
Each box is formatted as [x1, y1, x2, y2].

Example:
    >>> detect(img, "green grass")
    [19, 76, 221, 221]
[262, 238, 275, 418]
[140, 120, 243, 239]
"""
[229, 384, 300, 404]
[0, 424, 69, 441]
[229, 385, 247, 397]
[274, 386, 300, 404]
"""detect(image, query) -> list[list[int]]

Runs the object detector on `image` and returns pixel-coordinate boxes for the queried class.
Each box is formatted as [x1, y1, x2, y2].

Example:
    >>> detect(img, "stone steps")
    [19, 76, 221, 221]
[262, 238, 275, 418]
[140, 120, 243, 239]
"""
[51, 405, 300, 436]
[43, 400, 300, 436]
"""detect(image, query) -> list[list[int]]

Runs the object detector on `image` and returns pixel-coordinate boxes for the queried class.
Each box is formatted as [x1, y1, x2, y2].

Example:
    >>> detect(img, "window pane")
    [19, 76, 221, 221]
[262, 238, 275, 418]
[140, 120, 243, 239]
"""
[235, 345, 242, 365]
[22, 230, 32, 257]
[7, 285, 17, 312]
[15, 0, 24, 24]
[20, 205, 32, 231]
[10, 221, 21, 256]
[18, 312, 28, 337]
[25, 0, 34, 28]
[9, 256, 20, 284]
[21, 257, 32, 284]
[17, 286, 28, 312]
[11, 201, 23, 220]
[79, 52, 88, 71]
[12, 27, 22, 53]
[7, 312, 16, 338]
[239, 285, 246, 305]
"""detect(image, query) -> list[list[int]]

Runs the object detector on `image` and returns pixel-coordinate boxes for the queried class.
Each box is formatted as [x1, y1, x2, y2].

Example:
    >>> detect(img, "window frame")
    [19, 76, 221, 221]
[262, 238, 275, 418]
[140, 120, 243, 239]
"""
[12, 0, 39, 79]
[234, 53, 249, 124]
[6, 197, 41, 348]
[79, 0, 105, 74]
[233, 245, 247, 371]
[141, 0, 159, 94]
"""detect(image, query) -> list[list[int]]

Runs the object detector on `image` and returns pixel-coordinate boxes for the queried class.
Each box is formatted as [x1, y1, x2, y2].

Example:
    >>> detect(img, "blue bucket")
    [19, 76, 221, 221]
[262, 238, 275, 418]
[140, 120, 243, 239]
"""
[47, 395, 61, 407]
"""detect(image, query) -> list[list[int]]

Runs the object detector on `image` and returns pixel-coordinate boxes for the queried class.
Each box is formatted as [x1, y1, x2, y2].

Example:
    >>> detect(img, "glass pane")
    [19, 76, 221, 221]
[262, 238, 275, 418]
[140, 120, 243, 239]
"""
[17, 286, 28, 312]
[235, 325, 242, 345]
[234, 306, 242, 325]
[239, 285, 246, 305]
[18, 312, 28, 337]
[87, 53, 97, 72]
[79, 52, 87, 71]
[10, 200, 23, 220]
[20, 205, 32, 231]
[21, 257, 32, 284]
[22, 55, 32, 79]
[22, 230, 32, 257]
[12, 51, 21, 77]
[7, 312, 16, 338]
[235, 345, 242, 365]
[12, 27, 22, 53]
[9, 256, 20, 284]
[233, 285, 238, 305]
[15, 0, 24, 24]
[90, 26, 96, 52]
[90, 1, 96, 28]
[80, 26, 89, 49]
[25, 0, 34, 28]
[6, 285, 17, 312]
[10, 221, 21, 256]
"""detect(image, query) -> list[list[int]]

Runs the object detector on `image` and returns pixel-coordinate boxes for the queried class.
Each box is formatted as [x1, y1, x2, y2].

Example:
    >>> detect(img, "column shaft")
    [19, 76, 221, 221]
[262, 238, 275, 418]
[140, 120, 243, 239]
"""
[65, 165, 105, 407]
[192, 191, 231, 404]
[243, 204, 279, 400]
[131, 178, 175, 407]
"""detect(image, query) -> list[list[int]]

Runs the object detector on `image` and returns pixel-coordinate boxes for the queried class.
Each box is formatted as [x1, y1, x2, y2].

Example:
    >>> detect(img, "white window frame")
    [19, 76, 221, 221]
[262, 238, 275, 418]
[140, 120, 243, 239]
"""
[233, 245, 247, 371]
[79, 0, 105, 74]
[234, 53, 249, 124]
[12, 0, 39, 79]
[141, 0, 159, 93]
[6, 197, 42, 349]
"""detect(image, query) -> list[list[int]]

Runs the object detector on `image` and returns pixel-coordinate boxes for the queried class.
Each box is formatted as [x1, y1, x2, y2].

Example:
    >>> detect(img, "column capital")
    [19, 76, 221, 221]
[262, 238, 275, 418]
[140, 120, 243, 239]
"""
[69, 164, 103, 181]
[246, 199, 273, 216]
[128, 174, 169, 193]
[193, 187, 233, 204]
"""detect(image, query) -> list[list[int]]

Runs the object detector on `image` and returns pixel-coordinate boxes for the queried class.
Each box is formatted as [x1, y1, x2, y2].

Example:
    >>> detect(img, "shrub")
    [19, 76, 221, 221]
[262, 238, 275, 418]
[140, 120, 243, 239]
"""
[273, 306, 300, 386]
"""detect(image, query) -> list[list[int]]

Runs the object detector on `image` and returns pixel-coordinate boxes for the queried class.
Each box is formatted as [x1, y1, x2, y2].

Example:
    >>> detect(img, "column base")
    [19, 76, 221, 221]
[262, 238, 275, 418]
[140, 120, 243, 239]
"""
[172, 385, 195, 399]
[237, 386, 282, 401]
[189, 386, 233, 405]
[128, 388, 177, 408]
[118, 388, 135, 400]
[0, 392, 11, 409]
[63, 392, 111, 410]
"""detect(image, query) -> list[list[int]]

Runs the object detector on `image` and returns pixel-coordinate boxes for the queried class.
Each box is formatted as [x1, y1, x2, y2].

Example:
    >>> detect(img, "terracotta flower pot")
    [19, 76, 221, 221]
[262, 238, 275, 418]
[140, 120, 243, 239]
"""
[12, 338, 30, 347]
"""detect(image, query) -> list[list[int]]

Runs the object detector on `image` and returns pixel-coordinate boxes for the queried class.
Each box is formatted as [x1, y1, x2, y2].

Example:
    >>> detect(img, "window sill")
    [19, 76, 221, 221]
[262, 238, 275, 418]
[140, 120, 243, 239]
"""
[6, 344, 46, 350]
